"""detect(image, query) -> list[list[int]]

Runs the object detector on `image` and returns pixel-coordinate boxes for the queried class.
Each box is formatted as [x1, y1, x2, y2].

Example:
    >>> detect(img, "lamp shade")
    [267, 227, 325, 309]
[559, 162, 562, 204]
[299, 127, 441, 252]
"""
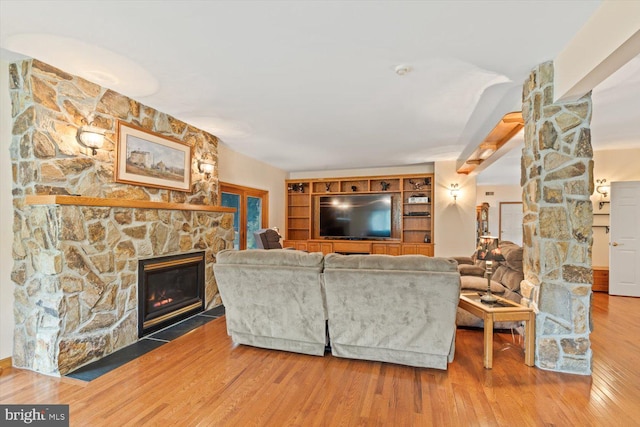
[78, 125, 105, 149]
[596, 179, 610, 197]
[198, 159, 215, 177]
[476, 235, 505, 262]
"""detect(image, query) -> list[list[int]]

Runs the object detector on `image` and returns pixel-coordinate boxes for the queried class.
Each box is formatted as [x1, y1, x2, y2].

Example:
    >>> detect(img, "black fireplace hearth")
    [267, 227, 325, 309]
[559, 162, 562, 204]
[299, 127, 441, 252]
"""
[138, 252, 206, 337]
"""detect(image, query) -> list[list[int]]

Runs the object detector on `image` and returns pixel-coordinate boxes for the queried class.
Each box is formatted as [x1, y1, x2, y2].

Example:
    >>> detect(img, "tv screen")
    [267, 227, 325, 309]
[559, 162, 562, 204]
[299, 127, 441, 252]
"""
[319, 194, 392, 239]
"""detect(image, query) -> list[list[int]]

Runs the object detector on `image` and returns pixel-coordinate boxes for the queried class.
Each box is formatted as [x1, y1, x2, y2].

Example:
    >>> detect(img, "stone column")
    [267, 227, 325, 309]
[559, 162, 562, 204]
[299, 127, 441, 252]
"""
[521, 61, 593, 374]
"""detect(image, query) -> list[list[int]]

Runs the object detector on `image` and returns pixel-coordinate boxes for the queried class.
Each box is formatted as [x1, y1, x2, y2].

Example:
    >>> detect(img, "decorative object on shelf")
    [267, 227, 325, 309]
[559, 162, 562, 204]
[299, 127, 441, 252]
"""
[424, 233, 431, 243]
[450, 183, 460, 202]
[409, 179, 425, 191]
[198, 158, 215, 179]
[408, 195, 429, 203]
[288, 183, 306, 193]
[596, 179, 610, 198]
[475, 236, 505, 303]
[380, 181, 390, 191]
[405, 211, 430, 217]
[116, 121, 192, 192]
[77, 123, 106, 156]
[351, 185, 357, 192]
[325, 182, 332, 192]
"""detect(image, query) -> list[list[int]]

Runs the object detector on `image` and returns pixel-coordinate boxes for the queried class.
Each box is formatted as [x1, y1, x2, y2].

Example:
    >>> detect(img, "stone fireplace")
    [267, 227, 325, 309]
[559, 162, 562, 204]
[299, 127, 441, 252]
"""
[9, 59, 235, 376]
[138, 252, 206, 337]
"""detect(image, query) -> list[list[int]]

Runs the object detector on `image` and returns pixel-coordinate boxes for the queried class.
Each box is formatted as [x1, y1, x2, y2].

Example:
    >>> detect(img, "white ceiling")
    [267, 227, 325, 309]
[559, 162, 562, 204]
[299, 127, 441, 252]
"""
[1, 0, 637, 175]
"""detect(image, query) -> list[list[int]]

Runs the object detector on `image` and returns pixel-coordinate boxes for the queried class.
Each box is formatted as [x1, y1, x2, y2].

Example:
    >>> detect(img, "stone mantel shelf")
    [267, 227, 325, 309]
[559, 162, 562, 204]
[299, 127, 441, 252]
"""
[25, 195, 236, 213]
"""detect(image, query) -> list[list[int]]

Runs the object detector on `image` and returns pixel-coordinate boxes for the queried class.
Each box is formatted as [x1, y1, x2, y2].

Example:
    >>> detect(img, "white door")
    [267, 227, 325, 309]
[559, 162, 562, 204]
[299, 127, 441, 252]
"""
[609, 181, 640, 297]
[500, 202, 523, 246]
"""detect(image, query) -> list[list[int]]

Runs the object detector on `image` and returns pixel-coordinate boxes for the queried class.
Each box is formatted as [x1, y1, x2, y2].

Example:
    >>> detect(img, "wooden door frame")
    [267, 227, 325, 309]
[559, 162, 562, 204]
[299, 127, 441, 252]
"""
[219, 182, 269, 249]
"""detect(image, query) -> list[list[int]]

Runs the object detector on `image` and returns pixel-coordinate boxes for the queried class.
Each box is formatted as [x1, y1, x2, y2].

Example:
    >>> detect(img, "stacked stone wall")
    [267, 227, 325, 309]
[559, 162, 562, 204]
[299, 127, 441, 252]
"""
[521, 61, 593, 374]
[9, 59, 234, 375]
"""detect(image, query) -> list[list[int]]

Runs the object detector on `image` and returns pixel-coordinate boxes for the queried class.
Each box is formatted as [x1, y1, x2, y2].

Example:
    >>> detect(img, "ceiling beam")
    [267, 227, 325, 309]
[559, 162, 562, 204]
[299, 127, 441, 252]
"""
[555, 1, 640, 102]
[456, 112, 524, 175]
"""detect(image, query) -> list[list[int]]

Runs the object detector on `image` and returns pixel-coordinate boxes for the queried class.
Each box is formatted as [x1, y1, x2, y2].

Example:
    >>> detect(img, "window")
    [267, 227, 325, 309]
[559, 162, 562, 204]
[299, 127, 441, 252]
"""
[220, 183, 269, 250]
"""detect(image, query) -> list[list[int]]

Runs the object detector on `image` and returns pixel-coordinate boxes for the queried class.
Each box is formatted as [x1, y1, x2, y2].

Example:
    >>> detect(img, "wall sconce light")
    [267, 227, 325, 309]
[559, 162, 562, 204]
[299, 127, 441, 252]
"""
[596, 179, 610, 198]
[198, 159, 215, 179]
[77, 125, 106, 155]
[450, 183, 460, 202]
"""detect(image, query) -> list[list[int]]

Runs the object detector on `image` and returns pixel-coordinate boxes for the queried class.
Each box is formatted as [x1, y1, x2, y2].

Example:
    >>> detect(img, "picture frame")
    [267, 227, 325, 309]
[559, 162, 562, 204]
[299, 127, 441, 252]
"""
[116, 121, 192, 192]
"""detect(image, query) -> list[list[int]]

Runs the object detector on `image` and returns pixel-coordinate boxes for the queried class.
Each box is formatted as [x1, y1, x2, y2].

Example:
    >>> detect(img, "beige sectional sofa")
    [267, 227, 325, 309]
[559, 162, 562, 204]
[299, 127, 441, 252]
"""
[213, 249, 461, 370]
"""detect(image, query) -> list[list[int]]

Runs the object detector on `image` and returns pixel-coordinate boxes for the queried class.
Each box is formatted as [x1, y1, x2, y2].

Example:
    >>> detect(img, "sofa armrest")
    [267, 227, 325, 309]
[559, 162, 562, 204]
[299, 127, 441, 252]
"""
[451, 256, 474, 265]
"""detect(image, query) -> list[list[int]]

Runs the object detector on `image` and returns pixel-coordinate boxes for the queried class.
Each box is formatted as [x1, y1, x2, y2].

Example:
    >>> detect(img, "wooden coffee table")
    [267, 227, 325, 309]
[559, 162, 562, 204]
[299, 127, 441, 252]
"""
[458, 292, 535, 369]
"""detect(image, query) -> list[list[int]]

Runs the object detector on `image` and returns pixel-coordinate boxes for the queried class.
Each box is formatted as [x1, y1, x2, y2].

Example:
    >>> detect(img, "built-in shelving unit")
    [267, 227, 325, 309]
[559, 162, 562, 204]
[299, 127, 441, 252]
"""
[401, 176, 432, 244]
[284, 173, 434, 255]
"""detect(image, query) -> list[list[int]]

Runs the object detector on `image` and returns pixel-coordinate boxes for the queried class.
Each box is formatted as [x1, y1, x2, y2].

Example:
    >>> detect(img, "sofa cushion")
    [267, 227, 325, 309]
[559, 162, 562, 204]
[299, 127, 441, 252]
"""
[460, 275, 506, 293]
[458, 264, 485, 277]
[499, 242, 523, 272]
[451, 256, 474, 265]
[324, 253, 458, 272]
[216, 248, 324, 268]
[491, 264, 523, 292]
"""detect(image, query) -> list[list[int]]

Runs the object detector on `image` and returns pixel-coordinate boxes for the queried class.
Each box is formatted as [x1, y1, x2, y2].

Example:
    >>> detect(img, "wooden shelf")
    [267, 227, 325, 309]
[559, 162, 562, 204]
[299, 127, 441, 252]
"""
[318, 192, 400, 195]
[284, 239, 432, 256]
[25, 195, 235, 213]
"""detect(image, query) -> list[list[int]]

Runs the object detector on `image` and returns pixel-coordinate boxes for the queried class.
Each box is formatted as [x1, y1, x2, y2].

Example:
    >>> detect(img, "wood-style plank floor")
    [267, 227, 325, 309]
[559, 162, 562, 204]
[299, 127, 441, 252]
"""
[1, 293, 638, 426]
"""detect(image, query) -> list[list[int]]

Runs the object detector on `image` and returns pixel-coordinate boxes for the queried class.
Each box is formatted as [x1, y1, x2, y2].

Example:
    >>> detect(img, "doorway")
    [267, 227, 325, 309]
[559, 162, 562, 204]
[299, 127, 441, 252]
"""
[609, 181, 640, 297]
[220, 183, 269, 250]
[499, 202, 523, 246]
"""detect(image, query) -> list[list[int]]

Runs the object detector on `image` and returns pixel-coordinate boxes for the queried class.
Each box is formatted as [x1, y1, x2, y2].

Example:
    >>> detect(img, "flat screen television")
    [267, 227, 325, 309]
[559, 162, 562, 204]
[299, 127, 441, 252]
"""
[319, 194, 392, 239]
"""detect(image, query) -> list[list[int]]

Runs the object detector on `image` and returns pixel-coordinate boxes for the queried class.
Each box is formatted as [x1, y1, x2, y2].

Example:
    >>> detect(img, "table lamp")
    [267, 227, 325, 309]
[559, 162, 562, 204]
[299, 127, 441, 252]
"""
[476, 236, 505, 303]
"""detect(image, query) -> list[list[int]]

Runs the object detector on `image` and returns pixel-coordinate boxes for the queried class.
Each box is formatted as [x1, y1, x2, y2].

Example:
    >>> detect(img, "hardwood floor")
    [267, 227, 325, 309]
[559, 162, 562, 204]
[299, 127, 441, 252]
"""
[1, 292, 638, 426]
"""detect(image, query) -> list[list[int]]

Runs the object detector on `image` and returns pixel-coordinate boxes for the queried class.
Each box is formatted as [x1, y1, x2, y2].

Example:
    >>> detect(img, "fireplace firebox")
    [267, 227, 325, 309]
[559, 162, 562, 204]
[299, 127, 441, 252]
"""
[138, 252, 206, 337]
